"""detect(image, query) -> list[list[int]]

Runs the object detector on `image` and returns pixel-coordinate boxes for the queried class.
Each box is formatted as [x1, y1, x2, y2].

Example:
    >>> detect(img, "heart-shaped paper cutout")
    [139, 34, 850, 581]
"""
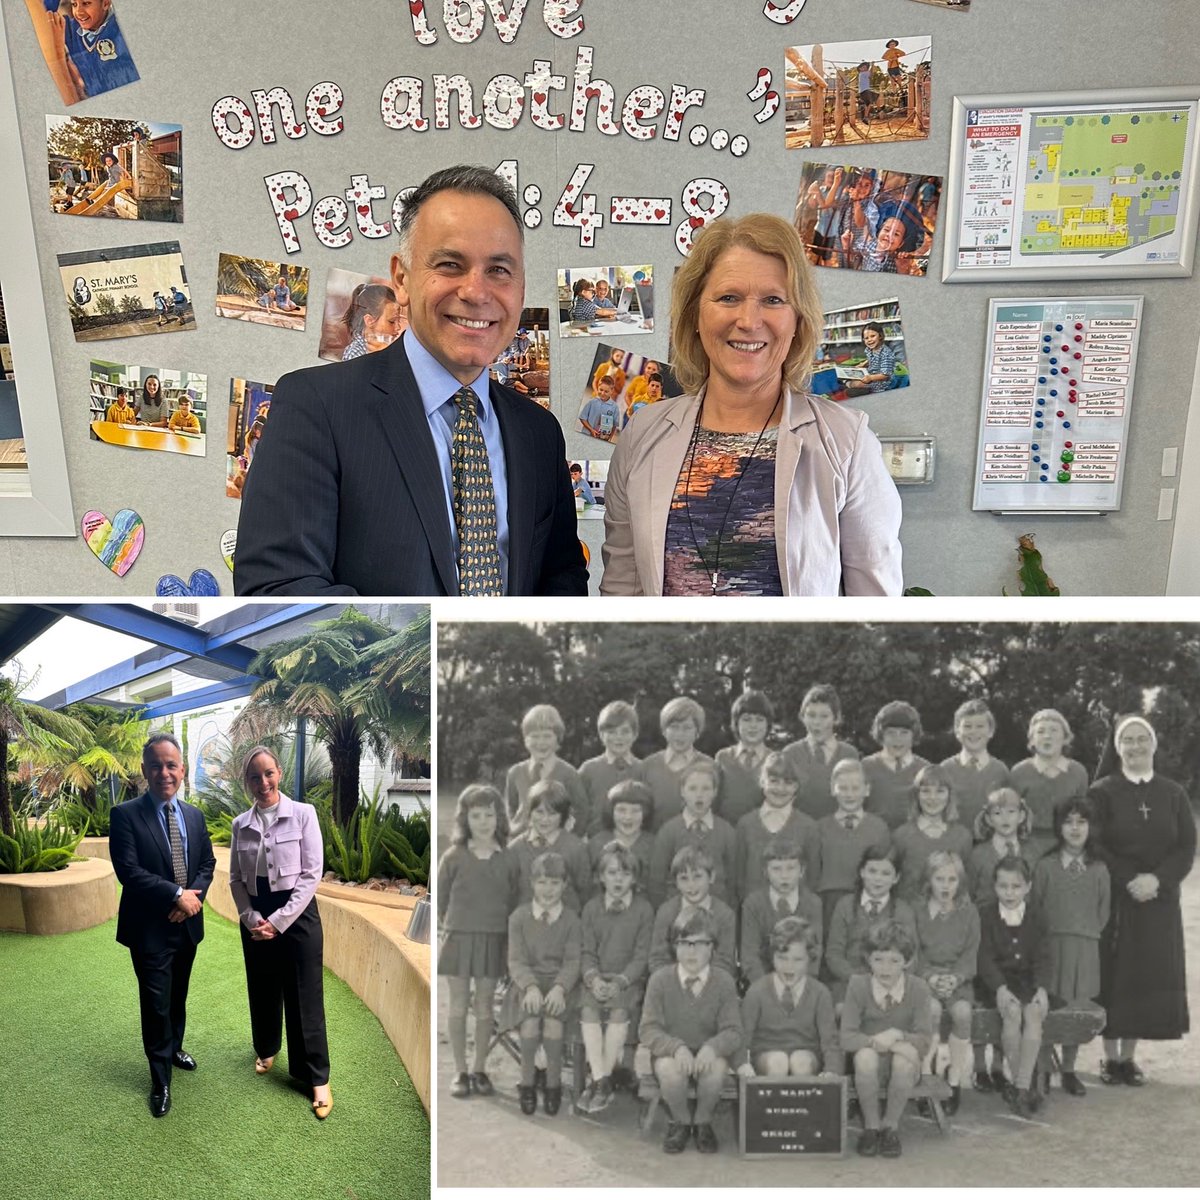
[82, 508, 144, 576]
[156, 569, 220, 597]
[220, 529, 237, 572]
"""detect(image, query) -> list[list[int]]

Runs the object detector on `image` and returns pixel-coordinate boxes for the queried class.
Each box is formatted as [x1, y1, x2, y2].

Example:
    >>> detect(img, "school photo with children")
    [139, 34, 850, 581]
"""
[434, 620, 1199, 1186]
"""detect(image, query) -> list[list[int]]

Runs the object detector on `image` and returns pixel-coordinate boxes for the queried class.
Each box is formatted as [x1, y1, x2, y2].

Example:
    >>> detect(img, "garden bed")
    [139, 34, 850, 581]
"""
[0, 856, 118, 935]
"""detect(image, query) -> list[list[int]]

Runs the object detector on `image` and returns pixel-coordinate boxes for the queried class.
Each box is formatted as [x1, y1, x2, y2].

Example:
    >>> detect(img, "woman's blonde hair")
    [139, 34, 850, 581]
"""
[241, 744, 282, 790]
[670, 213, 824, 395]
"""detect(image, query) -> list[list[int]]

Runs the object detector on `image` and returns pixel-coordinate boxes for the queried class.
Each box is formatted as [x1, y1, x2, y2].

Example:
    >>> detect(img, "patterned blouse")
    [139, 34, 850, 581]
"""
[663, 425, 782, 595]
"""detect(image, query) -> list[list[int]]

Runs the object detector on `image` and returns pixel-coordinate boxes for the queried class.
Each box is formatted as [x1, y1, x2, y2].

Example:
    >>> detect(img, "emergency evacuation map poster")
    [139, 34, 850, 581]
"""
[944, 90, 1200, 280]
[972, 295, 1143, 513]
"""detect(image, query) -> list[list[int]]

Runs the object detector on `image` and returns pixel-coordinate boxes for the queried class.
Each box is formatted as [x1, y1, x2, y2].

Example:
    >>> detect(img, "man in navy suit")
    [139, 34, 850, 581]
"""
[110, 733, 215, 1117]
[234, 164, 588, 596]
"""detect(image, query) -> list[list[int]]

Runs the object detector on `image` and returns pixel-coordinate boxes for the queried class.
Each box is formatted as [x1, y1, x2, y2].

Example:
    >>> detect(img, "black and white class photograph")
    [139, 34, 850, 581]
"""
[435, 619, 1199, 1186]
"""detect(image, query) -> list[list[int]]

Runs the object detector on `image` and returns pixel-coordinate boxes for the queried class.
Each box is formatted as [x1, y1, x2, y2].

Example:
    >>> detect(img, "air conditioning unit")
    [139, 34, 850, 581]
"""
[153, 602, 200, 625]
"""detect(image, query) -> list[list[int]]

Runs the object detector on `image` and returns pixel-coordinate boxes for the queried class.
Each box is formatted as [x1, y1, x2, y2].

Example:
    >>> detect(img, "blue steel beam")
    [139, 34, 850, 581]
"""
[135, 675, 262, 720]
[41, 603, 257, 669]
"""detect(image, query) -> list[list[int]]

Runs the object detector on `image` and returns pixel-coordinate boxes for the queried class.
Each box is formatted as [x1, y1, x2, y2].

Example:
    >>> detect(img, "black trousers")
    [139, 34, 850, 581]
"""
[240, 878, 330, 1086]
[130, 925, 197, 1091]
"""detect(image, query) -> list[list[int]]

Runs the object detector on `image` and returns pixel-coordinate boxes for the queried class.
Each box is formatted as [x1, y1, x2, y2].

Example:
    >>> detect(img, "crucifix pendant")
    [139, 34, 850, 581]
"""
[1138, 799, 1151, 821]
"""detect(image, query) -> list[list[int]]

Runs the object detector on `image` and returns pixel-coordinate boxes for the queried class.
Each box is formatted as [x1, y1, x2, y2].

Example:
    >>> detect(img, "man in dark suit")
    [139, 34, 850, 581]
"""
[234, 164, 588, 596]
[110, 733, 216, 1117]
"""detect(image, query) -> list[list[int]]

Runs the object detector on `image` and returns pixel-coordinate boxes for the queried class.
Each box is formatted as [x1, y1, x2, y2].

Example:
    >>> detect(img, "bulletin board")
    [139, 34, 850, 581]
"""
[973, 296, 1143, 514]
[2, 1, 1200, 596]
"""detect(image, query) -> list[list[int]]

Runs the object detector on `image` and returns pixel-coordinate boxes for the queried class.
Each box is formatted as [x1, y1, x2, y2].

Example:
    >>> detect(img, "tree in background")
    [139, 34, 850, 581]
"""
[46, 116, 147, 173]
[233, 607, 430, 825]
[437, 622, 1200, 798]
[0, 666, 88, 838]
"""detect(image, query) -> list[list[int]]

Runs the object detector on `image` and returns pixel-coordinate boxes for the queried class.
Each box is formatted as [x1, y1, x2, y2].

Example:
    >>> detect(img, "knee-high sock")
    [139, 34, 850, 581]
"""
[1014, 1032, 1042, 1089]
[947, 1034, 971, 1087]
[603, 1022, 628, 1077]
[544, 1037, 564, 1087]
[519, 1036, 539, 1086]
[580, 1022, 605, 1079]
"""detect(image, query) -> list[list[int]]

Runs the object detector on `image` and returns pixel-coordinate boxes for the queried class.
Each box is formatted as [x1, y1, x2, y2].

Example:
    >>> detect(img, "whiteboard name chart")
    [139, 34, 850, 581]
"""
[973, 296, 1143, 513]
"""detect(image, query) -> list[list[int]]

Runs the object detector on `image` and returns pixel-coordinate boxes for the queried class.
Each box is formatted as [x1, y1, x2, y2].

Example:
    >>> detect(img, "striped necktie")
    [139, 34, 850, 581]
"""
[450, 386, 503, 596]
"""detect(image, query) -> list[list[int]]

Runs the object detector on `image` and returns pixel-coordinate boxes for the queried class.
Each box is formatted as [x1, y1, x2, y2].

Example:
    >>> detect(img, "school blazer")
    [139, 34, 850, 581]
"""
[600, 386, 903, 596]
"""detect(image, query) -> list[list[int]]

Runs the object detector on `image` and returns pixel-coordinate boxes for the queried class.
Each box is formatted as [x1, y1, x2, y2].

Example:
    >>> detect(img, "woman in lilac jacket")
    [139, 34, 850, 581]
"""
[229, 745, 333, 1119]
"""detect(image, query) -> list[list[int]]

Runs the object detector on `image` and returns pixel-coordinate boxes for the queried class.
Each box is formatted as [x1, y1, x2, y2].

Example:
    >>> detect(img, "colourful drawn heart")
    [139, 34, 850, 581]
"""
[156, 569, 221, 598]
[220, 529, 237, 572]
[81, 508, 144, 576]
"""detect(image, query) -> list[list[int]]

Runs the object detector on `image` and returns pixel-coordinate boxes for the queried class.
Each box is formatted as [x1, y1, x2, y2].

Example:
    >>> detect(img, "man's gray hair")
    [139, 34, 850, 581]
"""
[395, 164, 523, 266]
[143, 731, 182, 757]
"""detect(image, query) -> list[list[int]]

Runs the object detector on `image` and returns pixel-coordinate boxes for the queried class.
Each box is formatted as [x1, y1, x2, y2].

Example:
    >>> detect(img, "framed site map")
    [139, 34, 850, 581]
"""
[943, 88, 1200, 281]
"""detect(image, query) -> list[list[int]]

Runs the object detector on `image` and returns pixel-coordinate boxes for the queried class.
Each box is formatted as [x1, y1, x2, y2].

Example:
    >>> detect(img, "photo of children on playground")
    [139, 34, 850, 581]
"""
[56, 242, 194, 341]
[88, 359, 206, 455]
[575, 345, 683, 445]
[786, 37, 932, 149]
[490, 310, 552, 410]
[794, 164, 943, 277]
[46, 114, 181, 222]
[225, 376, 274, 499]
[318, 266, 409, 362]
[215, 254, 309, 332]
[811, 298, 912, 402]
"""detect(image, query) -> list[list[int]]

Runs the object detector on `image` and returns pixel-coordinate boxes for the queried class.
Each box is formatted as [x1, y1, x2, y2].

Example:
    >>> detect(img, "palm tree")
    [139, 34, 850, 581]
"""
[231, 608, 430, 825]
[0, 667, 89, 839]
[19, 701, 148, 814]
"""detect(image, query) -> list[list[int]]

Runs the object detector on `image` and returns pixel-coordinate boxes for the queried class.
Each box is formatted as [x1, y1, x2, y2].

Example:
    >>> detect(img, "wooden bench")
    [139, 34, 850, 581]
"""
[633, 1046, 740, 1134]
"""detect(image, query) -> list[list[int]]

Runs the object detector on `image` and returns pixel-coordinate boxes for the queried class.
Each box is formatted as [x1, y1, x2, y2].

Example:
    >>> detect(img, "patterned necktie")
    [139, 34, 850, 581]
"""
[684, 975, 701, 996]
[450, 386, 503, 596]
[164, 803, 187, 887]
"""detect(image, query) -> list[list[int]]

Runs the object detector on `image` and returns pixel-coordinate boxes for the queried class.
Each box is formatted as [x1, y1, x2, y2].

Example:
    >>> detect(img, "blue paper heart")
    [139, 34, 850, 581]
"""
[156, 569, 221, 597]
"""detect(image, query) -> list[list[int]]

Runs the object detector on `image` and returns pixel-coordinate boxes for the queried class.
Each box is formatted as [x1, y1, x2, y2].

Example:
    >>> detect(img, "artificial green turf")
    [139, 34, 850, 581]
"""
[0, 903, 429, 1200]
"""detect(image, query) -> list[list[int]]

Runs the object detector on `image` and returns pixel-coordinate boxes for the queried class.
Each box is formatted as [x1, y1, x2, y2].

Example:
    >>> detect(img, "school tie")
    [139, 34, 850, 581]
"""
[840, 814, 859, 831]
[866, 901, 881, 918]
[776, 896, 791, 917]
[781, 988, 796, 1013]
[163, 803, 187, 887]
[1007, 839, 1020, 857]
[450, 386, 503, 597]
[882, 993, 897, 1011]
[684, 976, 701, 996]
[537, 909, 551, 924]
[1068, 858, 1085, 875]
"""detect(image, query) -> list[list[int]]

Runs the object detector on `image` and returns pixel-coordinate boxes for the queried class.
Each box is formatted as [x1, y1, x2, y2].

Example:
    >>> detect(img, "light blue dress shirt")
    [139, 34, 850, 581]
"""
[405, 329, 510, 589]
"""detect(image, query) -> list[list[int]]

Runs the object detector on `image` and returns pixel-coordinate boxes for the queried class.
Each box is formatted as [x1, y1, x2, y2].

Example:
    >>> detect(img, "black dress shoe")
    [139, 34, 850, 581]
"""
[543, 1086, 563, 1116]
[1061, 1071, 1086, 1097]
[470, 1071, 494, 1097]
[944, 1084, 962, 1116]
[972, 1069, 994, 1093]
[1121, 1060, 1146, 1087]
[450, 1072, 471, 1099]
[694, 1122, 719, 1154]
[662, 1121, 691, 1154]
[1100, 1058, 1124, 1085]
[172, 1051, 197, 1071]
[150, 1087, 171, 1118]
[518, 1085, 537, 1115]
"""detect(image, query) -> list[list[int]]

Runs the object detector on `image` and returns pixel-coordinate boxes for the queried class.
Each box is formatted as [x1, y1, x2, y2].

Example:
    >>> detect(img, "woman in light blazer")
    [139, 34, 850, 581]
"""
[229, 745, 333, 1118]
[600, 213, 902, 596]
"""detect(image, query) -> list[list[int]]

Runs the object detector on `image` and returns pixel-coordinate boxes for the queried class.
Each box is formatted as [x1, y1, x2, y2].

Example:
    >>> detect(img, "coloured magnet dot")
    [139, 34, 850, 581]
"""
[1057, 470, 1071, 482]
[1031, 443, 1040, 451]
[1043, 334, 1052, 342]
[1069, 397, 1077, 404]
[1062, 421, 1071, 428]
[1050, 389, 1058, 396]
[1074, 352, 1082, 359]
[1050, 368, 1059, 375]
[1055, 324, 1063, 331]
[1069, 379, 1077, 385]
[1035, 410, 1043, 418]
[1057, 410, 1065, 417]
[1061, 450, 1075, 462]
[1074, 322, 1083, 330]
[1042, 346, 1051, 354]
[1049, 357, 1058, 364]
[1062, 344, 1070, 352]
[1036, 420, 1044, 428]
[1038, 377, 1047, 384]
[1065, 440, 1073, 448]
[1040, 475, 1049, 482]
[1033, 455, 1041, 463]
[1074, 335, 1083, 342]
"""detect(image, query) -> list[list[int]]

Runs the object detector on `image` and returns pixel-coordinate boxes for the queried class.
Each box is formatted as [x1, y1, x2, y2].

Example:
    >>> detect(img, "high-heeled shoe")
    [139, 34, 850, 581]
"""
[312, 1089, 333, 1120]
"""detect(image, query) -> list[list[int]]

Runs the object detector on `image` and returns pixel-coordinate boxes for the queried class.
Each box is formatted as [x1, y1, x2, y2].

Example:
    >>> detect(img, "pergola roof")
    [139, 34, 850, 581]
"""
[1, 602, 336, 717]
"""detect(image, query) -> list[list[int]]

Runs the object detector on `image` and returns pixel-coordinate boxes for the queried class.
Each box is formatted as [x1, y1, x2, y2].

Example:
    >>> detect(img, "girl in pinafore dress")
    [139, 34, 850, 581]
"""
[437, 784, 518, 1099]
[1031, 795, 1110, 1096]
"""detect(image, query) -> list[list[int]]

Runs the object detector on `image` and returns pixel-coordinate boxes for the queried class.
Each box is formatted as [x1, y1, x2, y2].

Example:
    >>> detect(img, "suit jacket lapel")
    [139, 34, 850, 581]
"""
[370, 341, 458, 595]
[494, 385, 527, 596]
[138, 792, 172, 874]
